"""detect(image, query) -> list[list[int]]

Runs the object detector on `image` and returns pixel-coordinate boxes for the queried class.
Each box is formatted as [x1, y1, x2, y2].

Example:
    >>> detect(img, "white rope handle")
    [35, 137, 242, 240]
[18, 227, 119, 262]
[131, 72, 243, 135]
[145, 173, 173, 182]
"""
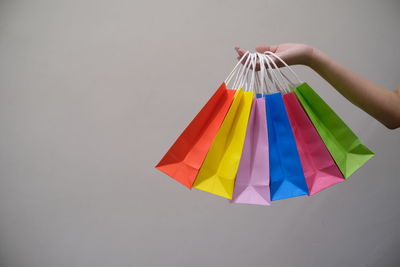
[264, 51, 303, 84]
[239, 53, 251, 91]
[239, 53, 255, 91]
[257, 53, 264, 95]
[240, 56, 252, 87]
[260, 53, 274, 92]
[257, 52, 272, 95]
[263, 55, 281, 93]
[232, 52, 252, 89]
[224, 51, 250, 86]
[249, 53, 257, 92]
[261, 54, 282, 93]
[265, 63, 276, 94]
[226, 51, 302, 93]
[269, 58, 297, 88]
[264, 53, 290, 93]
[255, 71, 261, 95]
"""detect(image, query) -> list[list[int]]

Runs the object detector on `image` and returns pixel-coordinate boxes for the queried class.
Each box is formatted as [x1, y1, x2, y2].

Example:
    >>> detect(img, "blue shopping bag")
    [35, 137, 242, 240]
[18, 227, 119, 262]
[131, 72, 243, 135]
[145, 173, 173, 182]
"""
[265, 92, 309, 200]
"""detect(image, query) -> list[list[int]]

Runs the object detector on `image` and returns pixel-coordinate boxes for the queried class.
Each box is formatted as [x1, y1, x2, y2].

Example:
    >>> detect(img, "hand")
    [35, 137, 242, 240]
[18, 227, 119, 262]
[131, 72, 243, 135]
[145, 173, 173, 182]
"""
[235, 44, 400, 129]
[235, 43, 315, 68]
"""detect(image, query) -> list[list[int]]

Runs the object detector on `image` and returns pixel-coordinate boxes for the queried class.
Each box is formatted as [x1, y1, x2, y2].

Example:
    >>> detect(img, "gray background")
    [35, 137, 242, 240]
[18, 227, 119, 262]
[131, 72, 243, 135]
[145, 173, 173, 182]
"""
[0, 0, 399, 266]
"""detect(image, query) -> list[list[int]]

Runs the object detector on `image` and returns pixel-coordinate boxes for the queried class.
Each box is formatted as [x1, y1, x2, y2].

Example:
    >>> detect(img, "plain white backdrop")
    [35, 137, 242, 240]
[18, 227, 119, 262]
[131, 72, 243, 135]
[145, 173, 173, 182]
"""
[0, 0, 399, 266]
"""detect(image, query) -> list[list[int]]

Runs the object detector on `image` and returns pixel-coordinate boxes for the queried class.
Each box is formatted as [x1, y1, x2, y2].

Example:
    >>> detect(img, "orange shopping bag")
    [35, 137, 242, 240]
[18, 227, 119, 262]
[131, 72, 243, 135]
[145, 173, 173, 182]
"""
[156, 83, 236, 188]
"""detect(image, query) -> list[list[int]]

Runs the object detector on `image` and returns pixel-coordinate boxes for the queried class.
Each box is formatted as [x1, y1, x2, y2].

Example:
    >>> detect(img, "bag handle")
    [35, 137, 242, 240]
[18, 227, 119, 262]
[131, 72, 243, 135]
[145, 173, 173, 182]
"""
[264, 51, 303, 85]
[254, 68, 261, 95]
[232, 52, 253, 89]
[257, 53, 267, 94]
[225, 51, 249, 87]
[227, 51, 301, 93]
[236, 53, 254, 90]
[257, 53, 264, 95]
[264, 53, 290, 93]
[249, 53, 258, 92]
[261, 53, 283, 93]
[260, 53, 275, 92]
[242, 53, 256, 91]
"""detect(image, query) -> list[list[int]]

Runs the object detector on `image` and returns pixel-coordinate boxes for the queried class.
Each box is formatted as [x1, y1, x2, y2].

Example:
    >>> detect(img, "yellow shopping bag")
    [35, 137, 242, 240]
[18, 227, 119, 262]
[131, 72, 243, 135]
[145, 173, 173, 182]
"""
[193, 89, 254, 199]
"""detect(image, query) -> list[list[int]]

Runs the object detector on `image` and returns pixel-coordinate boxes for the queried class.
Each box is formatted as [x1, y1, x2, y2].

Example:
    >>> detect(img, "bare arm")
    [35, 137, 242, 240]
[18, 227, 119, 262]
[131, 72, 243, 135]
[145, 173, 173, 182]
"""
[309, 48, 400, 129]
[235, 44, 400, 129]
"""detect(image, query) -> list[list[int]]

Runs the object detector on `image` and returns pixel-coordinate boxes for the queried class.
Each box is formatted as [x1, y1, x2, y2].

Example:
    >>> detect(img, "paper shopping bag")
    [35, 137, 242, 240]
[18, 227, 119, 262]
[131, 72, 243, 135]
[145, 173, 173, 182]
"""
[193, 90, 254, 199]
[156, 83, 236, 188]
[283, 92, 345, 195]
[230, 98, 270, 205]
[266, 92, 309, 201]
[294, 83, 374, 178]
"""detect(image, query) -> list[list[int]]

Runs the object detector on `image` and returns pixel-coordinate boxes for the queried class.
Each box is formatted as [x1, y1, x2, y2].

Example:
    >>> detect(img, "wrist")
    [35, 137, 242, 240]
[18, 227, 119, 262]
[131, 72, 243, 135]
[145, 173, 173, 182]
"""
[307, 47, 326, 71]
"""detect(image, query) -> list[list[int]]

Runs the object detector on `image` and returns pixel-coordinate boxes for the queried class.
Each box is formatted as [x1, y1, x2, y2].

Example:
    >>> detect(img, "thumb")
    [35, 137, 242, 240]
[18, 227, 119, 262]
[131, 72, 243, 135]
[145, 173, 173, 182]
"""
[234, 46, 247, 57]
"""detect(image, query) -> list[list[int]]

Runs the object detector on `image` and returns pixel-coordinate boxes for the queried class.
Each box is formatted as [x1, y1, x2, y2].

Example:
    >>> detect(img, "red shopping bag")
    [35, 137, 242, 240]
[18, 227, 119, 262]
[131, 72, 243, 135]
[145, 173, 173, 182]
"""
[155, 83, 236, 188]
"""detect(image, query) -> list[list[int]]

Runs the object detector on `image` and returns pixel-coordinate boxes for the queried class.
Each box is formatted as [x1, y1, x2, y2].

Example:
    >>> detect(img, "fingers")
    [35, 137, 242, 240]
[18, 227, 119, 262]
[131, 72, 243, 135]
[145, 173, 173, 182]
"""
[235, 47, 262, 71]
[255, 45, 278, 53]
[235, 46, 250, 65]
[235, 46, 246, 59]
[234, 46, 245, 54]
[255, 45, 287, 67]
[255, 45, 270, 53]
[237, 45, 279, 56]
[235, 46, 288, 70]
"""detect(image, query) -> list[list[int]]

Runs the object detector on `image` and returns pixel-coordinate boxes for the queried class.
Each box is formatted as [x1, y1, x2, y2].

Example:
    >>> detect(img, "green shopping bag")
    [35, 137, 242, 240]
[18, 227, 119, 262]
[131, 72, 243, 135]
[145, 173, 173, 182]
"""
[294, 83, 374, 178]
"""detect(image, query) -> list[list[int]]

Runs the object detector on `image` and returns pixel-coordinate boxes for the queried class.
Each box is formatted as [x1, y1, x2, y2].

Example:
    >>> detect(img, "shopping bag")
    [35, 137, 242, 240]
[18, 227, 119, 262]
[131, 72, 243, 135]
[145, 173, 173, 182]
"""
[283, 92, 345, 195]
[155, 83, 236, 188]
[266, 92, 309, 200]
[230, 98, 270, 205]
[294, 83, 374, 178]
[193, 90, 254, 199]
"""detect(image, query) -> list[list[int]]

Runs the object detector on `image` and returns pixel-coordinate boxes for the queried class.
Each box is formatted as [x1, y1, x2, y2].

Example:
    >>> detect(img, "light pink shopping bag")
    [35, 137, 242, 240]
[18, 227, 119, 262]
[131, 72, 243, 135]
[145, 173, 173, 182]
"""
[230, 98, 271, 205]
[283, 92, 345, 195]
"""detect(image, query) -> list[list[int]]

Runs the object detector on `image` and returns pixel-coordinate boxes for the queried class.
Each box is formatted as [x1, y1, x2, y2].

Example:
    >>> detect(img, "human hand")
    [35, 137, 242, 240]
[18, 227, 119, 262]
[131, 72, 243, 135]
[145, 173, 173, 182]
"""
[235, 43, 315, 69]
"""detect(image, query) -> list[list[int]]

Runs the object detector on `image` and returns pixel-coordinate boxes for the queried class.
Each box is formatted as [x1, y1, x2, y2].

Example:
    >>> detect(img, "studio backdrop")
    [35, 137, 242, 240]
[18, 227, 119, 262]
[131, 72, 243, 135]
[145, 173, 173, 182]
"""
[0, 0, 399, 267]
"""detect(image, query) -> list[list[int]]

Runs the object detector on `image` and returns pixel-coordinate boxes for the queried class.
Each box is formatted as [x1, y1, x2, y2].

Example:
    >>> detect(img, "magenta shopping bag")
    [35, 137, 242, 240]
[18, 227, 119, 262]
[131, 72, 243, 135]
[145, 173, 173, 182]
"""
[283, 92, 345, 195]
[231, 98, 270, 205]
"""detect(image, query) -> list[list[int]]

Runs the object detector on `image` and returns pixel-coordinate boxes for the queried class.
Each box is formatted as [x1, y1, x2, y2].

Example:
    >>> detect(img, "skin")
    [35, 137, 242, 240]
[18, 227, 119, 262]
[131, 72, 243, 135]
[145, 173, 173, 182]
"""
[235, 44, 400, 130]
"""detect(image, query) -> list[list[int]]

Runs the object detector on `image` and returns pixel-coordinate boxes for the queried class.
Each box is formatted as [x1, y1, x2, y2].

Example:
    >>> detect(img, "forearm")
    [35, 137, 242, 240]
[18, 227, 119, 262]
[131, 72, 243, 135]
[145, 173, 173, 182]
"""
[307, 48, 400, 129]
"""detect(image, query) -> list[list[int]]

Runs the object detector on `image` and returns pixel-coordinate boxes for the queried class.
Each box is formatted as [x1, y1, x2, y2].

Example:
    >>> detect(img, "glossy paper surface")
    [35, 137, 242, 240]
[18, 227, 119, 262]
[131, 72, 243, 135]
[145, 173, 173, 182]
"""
[283, 92, 344, 195]
[193, 90, 254, 199]
[294, 83, 374, 178]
